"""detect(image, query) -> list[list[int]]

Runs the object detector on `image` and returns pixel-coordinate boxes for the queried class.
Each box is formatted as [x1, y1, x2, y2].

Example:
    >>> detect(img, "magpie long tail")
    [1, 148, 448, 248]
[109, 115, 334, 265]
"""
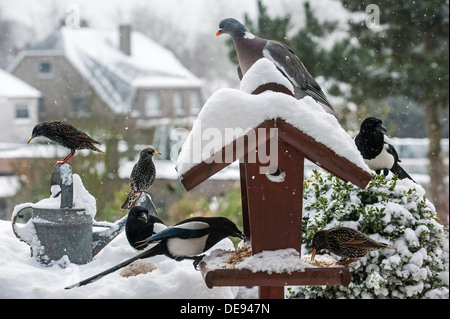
[391, 163, 415, 183]
[65, 245, 163, 289]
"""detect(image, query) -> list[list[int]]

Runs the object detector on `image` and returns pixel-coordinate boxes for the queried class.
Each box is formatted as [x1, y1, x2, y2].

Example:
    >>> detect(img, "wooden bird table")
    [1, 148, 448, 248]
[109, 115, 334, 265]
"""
[177, 82, 372, 299]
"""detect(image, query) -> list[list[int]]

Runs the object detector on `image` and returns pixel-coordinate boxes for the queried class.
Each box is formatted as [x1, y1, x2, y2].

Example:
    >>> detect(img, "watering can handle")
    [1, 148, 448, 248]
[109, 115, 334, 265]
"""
[51, 165, 73, 209]
[11, 205, 34, 245]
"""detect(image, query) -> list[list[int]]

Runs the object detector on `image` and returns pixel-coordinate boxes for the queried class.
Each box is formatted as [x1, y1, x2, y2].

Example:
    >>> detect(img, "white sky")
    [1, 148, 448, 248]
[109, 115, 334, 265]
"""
[0, 0, 255, 35]
[0, 0, 352, 39]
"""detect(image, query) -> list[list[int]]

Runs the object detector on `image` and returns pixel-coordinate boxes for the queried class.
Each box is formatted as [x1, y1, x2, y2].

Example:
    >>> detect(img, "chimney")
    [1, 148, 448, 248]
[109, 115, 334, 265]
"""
[119, 25, 131, 55]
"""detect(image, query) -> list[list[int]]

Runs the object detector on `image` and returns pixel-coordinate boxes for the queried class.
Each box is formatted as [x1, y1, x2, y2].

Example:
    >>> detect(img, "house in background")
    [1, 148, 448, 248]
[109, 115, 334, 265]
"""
[0, 68, 41, 144]
[7, 23, 204, 156]
[0, 69, 40, 219]
[1, 22, 205, 220]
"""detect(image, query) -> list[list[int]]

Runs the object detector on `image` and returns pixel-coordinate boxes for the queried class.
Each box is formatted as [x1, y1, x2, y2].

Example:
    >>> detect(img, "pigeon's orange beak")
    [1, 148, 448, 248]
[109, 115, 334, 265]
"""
[27, 136, 34, 144]
[216, 29, 223, 36]
[311, 249, 317, 261]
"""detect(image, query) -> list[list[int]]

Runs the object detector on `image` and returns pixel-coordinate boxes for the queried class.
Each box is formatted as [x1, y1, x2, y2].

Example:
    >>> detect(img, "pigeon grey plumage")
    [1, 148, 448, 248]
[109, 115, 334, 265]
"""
[217, 18, 333, 112]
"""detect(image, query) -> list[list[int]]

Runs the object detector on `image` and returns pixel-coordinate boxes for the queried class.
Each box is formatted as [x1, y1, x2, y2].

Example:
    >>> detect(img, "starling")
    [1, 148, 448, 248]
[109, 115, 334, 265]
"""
[28, 121, 103, 166]
[121, 147, 161, 210]
[311, 227, 395, 265]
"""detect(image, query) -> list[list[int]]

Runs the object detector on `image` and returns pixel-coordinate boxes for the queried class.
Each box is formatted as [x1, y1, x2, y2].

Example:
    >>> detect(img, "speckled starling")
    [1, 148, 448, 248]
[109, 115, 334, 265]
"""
[121, 147, 161, 210]
[28, 121, 103, 165]
[311, 227, 395, 265]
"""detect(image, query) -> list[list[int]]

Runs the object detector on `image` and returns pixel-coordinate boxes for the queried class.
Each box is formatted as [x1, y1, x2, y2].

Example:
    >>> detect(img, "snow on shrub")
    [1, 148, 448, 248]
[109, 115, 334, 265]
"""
[289, 170, 449, 299]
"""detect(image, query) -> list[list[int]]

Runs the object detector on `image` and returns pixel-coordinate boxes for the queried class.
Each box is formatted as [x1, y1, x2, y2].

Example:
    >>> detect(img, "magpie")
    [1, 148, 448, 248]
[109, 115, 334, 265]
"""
[355, 117, 415, 182]
[65, 217, 244, 289]
[125, 206, 167, 251]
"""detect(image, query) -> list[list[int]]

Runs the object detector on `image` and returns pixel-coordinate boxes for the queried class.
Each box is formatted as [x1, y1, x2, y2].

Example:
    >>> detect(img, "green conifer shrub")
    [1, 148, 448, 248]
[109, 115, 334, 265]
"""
[289, 170, 449, 299]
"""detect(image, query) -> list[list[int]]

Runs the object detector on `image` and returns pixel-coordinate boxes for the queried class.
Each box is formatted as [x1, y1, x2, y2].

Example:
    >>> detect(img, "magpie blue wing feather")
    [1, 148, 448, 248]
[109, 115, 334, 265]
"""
[383, 136, 415, 182]
[142, 223, 211, 244]
[385, 141, 401, 163]
[390, 162, 415, 182]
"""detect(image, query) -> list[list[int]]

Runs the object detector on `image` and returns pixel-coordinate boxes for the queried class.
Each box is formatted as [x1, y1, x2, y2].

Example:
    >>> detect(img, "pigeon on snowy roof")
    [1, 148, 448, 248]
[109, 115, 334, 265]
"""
[217, 18, 333, 112]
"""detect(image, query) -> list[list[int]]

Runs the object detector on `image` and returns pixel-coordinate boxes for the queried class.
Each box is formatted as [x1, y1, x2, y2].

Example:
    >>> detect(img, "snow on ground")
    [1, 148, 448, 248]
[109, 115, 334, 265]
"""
[1, 168, 241, 298]
[0, 219, 239, 299]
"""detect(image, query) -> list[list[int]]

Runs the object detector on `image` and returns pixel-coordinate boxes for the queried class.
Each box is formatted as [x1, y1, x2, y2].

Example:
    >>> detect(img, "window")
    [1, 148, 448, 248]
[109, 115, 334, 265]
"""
[38, 61, 52, 76]
[15, 103, 29, 119]
[145, 92, 162, 116]
[189, 91, 202, 115]
[70, 96, 90, 117]
[173, 91, 184, 116]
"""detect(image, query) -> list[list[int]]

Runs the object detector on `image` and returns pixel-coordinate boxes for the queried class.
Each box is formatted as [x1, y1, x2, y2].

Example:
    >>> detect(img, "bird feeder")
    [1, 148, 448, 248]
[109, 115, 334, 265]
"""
[176, 59, 372, 299]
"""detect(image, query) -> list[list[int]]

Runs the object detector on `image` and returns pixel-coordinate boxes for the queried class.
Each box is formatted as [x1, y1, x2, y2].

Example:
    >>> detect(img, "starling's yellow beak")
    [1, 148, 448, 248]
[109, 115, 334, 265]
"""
[311, 249, 317, 261]
[154, 151, 161, 155]
[27, 136, 34, 144]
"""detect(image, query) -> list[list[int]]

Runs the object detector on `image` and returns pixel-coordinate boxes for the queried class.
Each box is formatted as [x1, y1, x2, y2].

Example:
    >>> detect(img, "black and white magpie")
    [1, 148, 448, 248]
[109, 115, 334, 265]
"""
[355, 117, 415, 182]
[125, 206, 167, 251]
[65, 217, 244, 289]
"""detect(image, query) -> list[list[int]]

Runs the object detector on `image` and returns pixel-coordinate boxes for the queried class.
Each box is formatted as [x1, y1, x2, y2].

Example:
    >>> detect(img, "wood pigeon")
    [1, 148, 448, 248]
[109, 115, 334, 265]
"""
[217, 18, 334, 112]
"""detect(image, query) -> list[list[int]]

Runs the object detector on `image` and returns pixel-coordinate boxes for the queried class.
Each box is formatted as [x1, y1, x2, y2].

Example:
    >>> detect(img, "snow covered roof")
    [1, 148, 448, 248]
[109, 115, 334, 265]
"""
[0, 68, 41, 99]
[61, 27, 202, 113]
[10, 26, 202, 113]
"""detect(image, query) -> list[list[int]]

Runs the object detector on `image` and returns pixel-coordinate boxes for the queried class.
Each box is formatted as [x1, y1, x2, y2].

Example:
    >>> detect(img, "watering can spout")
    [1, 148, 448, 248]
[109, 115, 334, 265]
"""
[92, 215, 128, 256]
[92, 193, 157, 256]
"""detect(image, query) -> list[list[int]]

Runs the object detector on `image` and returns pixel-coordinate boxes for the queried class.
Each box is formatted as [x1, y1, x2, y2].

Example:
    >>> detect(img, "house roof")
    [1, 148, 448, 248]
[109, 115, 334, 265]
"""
[9, 26, 202, 113]
[0, 68, 41, 99]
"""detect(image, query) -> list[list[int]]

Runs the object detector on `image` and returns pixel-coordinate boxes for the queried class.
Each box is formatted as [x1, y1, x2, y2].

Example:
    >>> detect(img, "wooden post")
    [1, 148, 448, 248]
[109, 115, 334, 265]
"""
[245, 137, 304, 254]
[243, 132, 304, 299]
[259, 286, 285, 299]
[239, 159, 251, 238]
